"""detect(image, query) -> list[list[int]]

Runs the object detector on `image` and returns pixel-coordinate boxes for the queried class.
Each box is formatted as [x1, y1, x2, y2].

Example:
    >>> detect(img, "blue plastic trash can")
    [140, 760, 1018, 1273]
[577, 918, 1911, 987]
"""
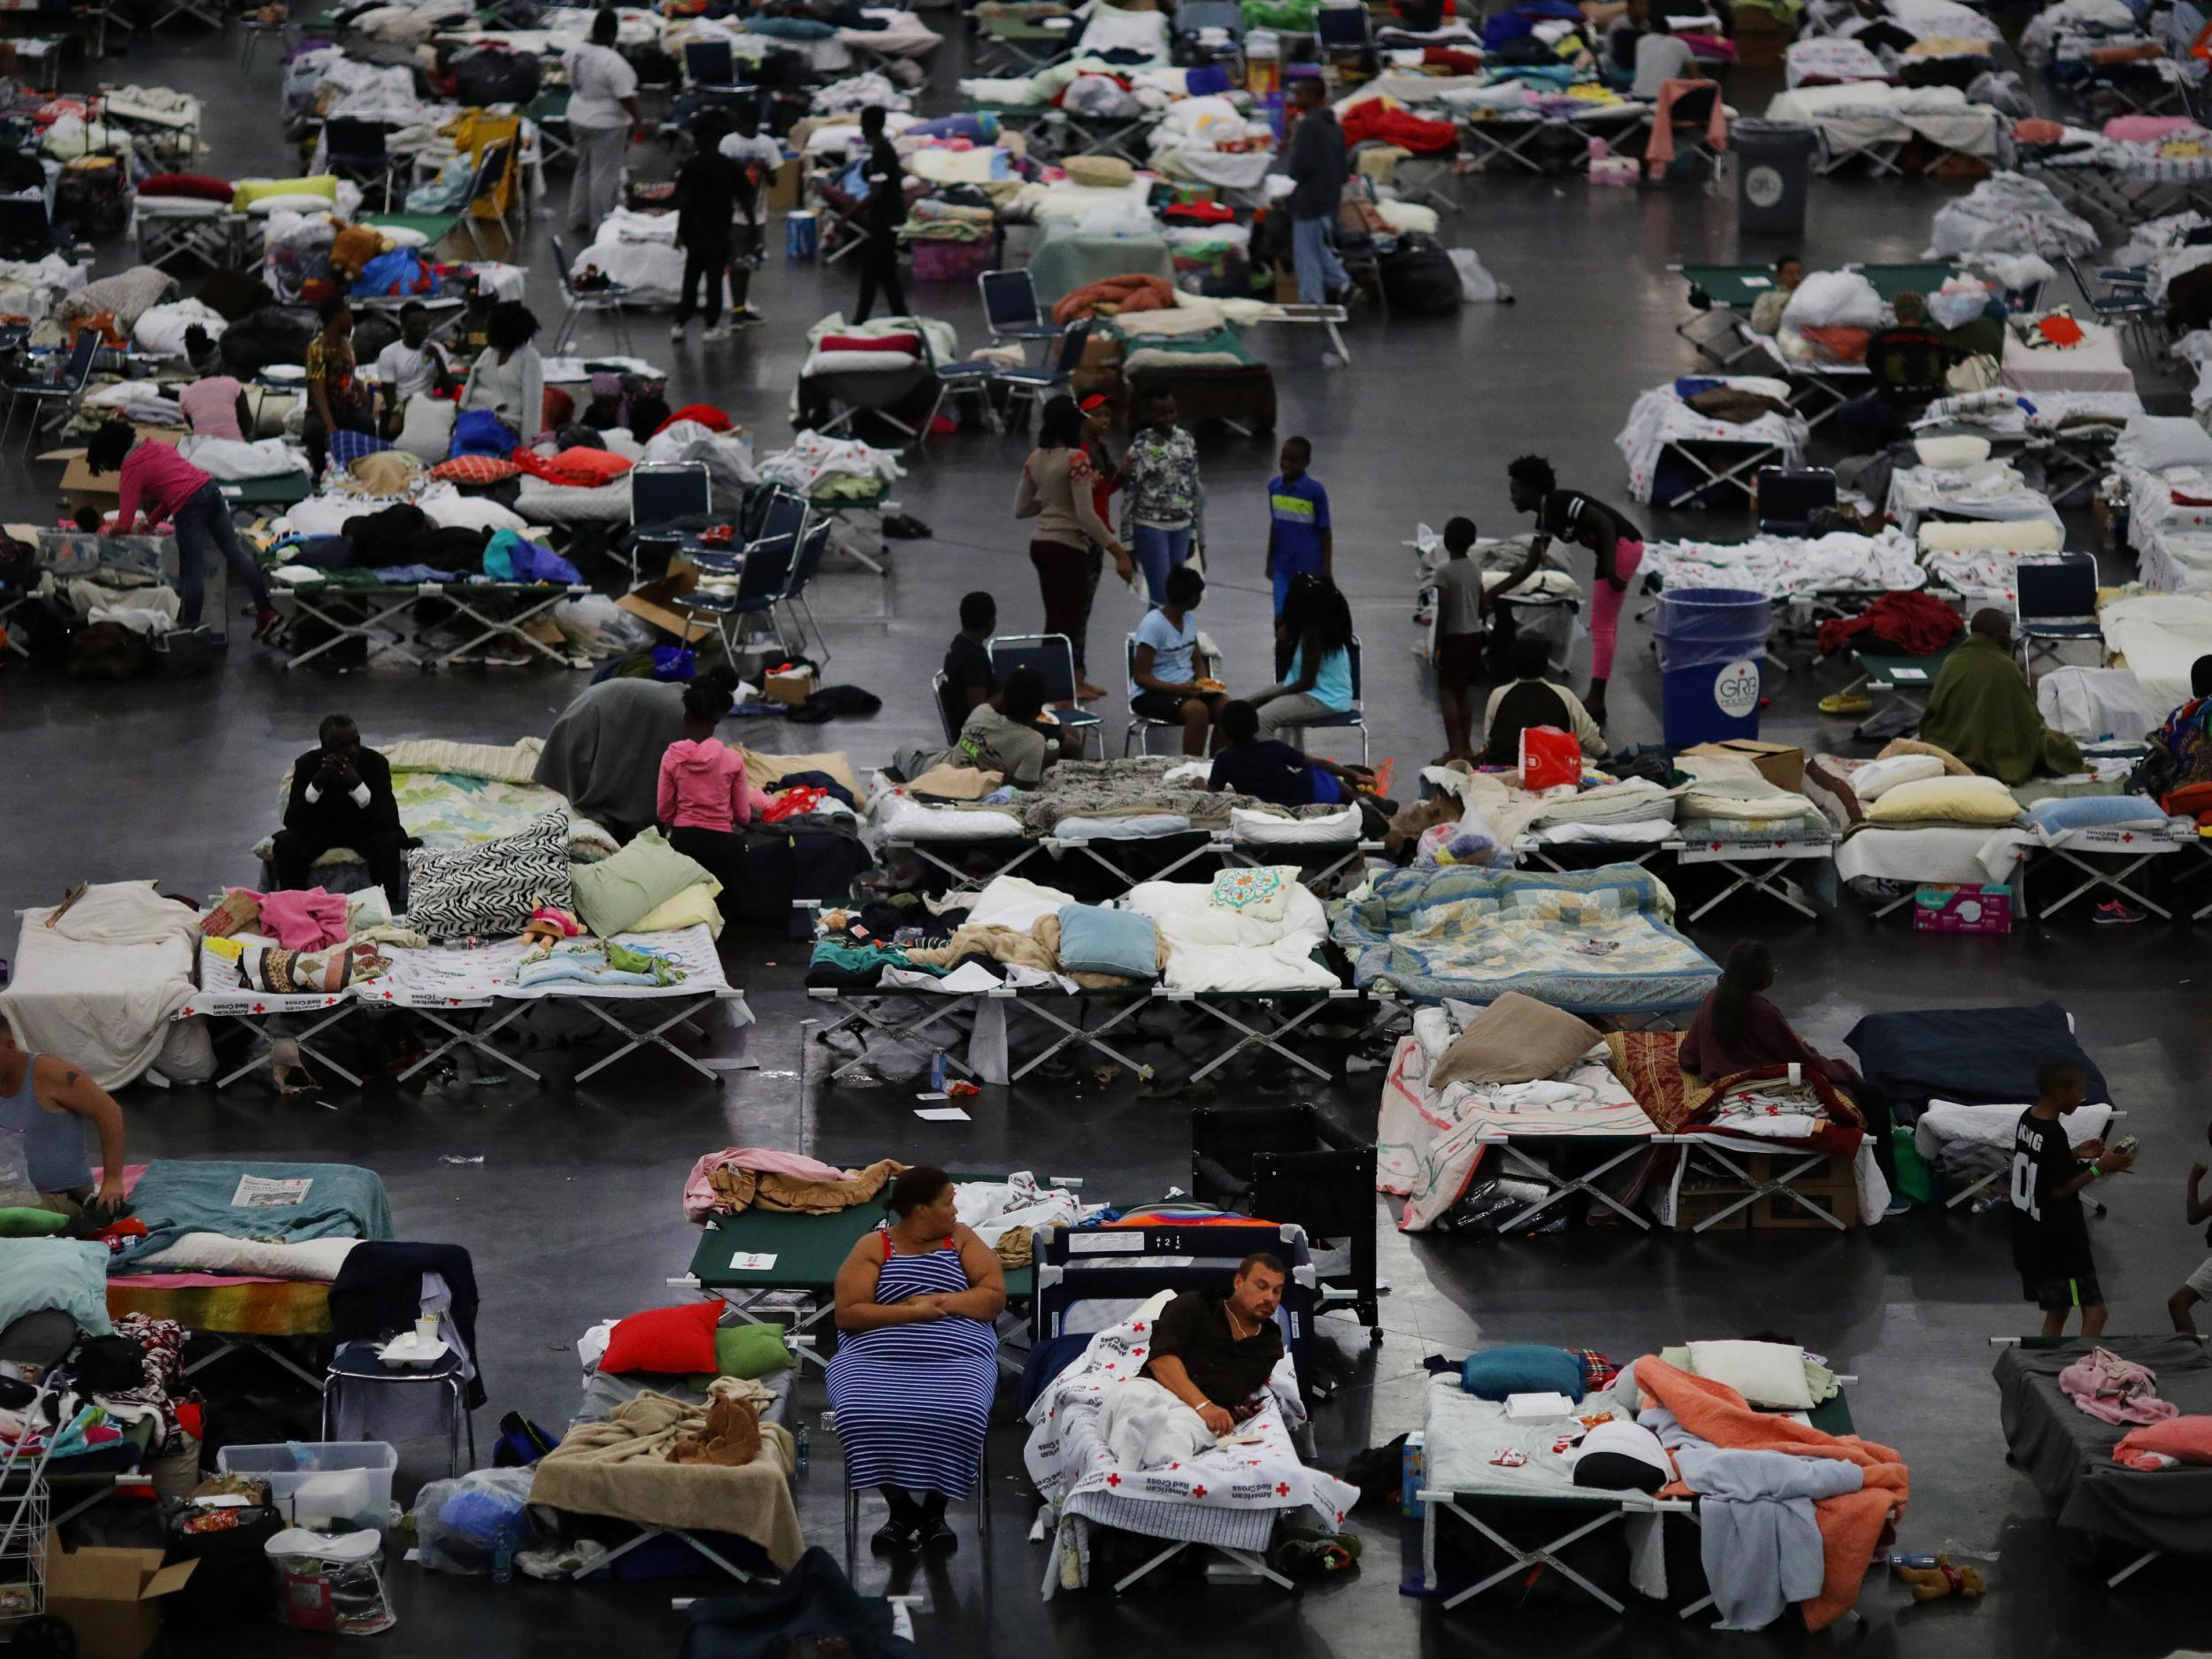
[1653, 587, 1770, 748]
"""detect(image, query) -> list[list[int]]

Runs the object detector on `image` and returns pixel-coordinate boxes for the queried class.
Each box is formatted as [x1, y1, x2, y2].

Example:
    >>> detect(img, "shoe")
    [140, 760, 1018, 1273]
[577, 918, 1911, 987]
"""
[871, 1521, 917, 1555]
[2093, 900, 2146, 925]
[916, 1518, 957, 1555]
[1818, 691, 1874, 717]
[251, 605, 281, 641]
[1075, 680, 1107, 702]
[668, 322, 687, 342]
[1884, 1195, 1913, 1217]
[731, 306, 766, 326]
[702, 323, 732, 342]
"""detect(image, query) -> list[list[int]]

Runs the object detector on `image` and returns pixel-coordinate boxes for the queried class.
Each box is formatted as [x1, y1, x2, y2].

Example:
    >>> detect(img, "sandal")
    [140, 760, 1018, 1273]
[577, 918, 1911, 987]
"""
[1818, 691, 1873, 717]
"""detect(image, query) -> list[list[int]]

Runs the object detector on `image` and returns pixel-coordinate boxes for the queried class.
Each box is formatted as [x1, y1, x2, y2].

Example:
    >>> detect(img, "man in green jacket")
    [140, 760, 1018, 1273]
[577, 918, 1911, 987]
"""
[1917, 610, 2083, 784]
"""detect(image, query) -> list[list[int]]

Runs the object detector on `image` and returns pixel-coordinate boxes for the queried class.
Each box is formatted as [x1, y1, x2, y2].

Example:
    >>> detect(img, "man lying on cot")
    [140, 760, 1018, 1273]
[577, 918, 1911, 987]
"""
[1916, 609, 2082, 786]
[0, 1031, 128, 1223]
[1100, 1253, 1288, 1462]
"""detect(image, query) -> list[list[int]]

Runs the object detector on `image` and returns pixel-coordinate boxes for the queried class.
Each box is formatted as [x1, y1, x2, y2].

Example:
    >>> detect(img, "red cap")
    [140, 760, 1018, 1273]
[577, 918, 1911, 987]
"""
[1079, 393, 1114, 412]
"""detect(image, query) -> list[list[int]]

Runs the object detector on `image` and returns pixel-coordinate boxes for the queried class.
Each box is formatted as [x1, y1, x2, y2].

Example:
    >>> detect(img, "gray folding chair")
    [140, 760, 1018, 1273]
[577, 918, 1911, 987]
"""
[2, 331, 99, 456]
[549, 229, 632, 354]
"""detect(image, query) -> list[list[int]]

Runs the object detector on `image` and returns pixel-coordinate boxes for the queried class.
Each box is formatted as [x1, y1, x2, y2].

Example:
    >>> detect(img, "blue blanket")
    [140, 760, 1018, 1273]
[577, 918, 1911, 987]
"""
[1844, 1003, 2108, 1118]
[113, 1159, 395, 1270]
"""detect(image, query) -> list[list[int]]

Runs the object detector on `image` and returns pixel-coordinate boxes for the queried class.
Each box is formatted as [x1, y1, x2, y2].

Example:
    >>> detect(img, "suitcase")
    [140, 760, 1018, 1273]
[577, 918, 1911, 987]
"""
[1379, 234, 1463, 316]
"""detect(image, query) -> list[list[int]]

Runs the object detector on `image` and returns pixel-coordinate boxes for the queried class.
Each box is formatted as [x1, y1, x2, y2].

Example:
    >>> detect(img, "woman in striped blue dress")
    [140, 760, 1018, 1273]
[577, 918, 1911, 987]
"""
[827, 1165, 1005, 1553]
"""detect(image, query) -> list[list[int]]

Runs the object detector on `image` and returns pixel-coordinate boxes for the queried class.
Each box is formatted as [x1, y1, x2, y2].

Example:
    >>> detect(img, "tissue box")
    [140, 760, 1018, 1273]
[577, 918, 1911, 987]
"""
[1504, 1392, 1575, 1423]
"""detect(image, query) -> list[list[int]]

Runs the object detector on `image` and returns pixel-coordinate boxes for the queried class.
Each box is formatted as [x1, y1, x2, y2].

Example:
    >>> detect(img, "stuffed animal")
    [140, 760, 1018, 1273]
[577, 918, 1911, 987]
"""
[1894, 1556, 1985, 1601]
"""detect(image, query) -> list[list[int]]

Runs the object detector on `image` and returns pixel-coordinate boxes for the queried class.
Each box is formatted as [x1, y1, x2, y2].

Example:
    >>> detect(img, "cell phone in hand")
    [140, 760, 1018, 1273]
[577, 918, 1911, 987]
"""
[2109, 1135, 2139, 1158]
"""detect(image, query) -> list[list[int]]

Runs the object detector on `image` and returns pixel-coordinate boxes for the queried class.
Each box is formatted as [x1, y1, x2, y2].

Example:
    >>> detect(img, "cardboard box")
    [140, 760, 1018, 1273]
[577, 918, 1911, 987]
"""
[613, 552, 706, 641]
[765, 155, 803, 213]
[1683, 739, 1803, 795]
[764, 665, 814, 705]
[44, 1540, 196, 1659]
[1913, 883, 2012, 934]
[42, 427, 180, 511]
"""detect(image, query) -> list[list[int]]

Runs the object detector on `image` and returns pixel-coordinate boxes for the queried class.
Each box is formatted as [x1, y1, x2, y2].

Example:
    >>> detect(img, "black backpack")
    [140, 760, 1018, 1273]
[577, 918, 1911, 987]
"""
[452, 45, 541, 105]
[67, 620, 152, 680]
[1379, 234, 1463, 317]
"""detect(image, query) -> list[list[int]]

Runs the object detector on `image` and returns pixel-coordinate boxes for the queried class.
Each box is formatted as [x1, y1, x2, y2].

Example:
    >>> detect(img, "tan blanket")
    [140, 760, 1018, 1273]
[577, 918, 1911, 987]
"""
[528, 1379, 803, 1567]
[708, 1156, 902, 1217]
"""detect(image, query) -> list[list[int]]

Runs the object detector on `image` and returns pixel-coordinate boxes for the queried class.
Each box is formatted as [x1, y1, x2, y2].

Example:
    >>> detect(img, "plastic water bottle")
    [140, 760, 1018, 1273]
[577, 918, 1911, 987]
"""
[929, 1053, 947, 1093]
[493, 1534, 512, 1584]
[795, 1419, 810, 1475]
[1887, 1553, 1937, 1570]
[1970, 1195, 2002, 1215]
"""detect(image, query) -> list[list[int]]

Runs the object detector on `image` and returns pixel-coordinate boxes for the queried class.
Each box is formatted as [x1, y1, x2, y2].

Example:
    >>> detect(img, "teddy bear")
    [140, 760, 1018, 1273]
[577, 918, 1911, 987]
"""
[1895, 1555, 1985, 1601]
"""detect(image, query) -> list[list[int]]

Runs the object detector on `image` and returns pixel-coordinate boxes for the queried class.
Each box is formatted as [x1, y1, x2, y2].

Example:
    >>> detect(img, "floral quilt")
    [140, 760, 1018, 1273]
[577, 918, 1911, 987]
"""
[1329, 864, 1720, 1012]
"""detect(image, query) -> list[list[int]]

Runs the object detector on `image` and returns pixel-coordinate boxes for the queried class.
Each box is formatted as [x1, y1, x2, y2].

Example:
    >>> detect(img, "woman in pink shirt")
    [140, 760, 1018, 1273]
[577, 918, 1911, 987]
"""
[177, 373, 250, 442]
[86, 419, 275, 636]
[657, 679, 772, 916]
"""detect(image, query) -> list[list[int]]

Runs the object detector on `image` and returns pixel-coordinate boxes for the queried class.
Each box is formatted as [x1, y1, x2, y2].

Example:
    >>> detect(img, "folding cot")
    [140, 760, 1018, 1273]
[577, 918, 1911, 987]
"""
[177, 923, 747, 1087]
[2013, 813, 2197, 918]
[131, 194, 247, 274]
[1407, 1363, 1861, 1613]
[1452, 95, 1653, 176]
[1764, 81, 2005, 176]
[1993, 1335, 2212, 1587]
[1330, 864, 1723, 1018]
[1824, 645, 1955, 729]
[972, 1, 1076, 73]
[1023, 1221, 1354, 1594]
[268, 572, 591, 672]
[1671, 260, 1964, 365]
[104, 1157, 395, 1389]
[675, 1174, 1049, 1371]
[1668, 824, 1836, 922]
[2027, 127, 2212, 227]
[1617, 378, 1809, 511]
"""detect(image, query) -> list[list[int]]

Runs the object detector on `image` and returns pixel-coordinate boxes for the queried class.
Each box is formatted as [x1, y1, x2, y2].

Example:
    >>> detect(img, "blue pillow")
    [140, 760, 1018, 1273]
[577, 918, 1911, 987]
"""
[1054, 904, 1159, 979]
[1461, 1344, 1586, 1402]
[2024, 795, 2170, 833]
[744, 15, 833, 37]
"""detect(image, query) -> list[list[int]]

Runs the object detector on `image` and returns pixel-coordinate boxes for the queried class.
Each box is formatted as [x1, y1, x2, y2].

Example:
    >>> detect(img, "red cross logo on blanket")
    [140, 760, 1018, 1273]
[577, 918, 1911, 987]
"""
[1131, 1348, 1144, 1359]
[1192, 1486, 1207, 1499]
[1709, 842, 1721, 852]
[1106, 1473, 1120, 1488]
[1275, 1482, 1290, 1497]
[382, 992, 394, 1001]
[1132, 1322, 1145, 1333]
[325, 997, 336, 1005]
[251, 1004, 265, 1014]
[2123, 833, 2136, 843]
[1168, 1463, 1179, 1471]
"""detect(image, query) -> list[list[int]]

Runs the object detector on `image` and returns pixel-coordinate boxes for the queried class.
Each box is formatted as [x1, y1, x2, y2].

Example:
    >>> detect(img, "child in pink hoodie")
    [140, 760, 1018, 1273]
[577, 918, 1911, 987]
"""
[657, 683, 772, 914]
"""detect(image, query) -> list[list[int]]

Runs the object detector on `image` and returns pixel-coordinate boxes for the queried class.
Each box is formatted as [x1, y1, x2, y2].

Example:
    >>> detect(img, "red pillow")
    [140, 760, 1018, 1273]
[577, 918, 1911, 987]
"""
[599, 1302, 721, 1375]
[510, 445, 635, 488]
[654, 401, 733, 434]
[427, 455, 523, 484]
[542, 387, 575, 430]
[138, 172, 234, 203]
[818, 332, 920, 356]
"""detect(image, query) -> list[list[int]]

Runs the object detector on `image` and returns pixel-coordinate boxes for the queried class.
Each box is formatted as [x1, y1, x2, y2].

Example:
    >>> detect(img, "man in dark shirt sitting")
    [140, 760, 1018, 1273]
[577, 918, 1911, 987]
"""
[1208, 699, 1371, 806]
[1141, 1253, 1287, 1434]
[942, 590, 998, 718]
[273, 713, 408, 906]
[1835, 290, 1955, 454]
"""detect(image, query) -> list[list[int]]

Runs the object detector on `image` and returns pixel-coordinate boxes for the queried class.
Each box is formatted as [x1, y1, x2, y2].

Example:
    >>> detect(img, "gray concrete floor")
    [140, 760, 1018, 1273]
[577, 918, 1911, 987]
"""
[5, 8, 2212, 1656]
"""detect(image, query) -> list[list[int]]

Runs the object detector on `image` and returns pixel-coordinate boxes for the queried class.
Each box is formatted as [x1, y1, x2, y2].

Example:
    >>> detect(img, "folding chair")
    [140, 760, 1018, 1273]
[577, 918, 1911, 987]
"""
[549, 229, 633, 354]
[326, 117, 401, 211]
[684, 35, 737, 86]
[322, 1340, 477, 1479]
[630, 460, 711, 528]
[989, 632, 1102, 757]
[1125, 633, 1221, 756]
[677, 534, 795, 663]
[834, 1412, 989, 1573]
[1755, 466, 1838, 535]
[2063, 253, 2162, 357]
[1315, 0, 1371, 65]
[931, 669, 963, 744]
[773, 517, 834, 665]
[995, 318, 1091, 428]
[1272, 635, 1370, 763]
[2014, 553, 2101, 678]
[0, 330, 97, 456]
[1172, 0, 1246, 75]
[979, 266, 1063, 358]
[1655, 83, 1724, 180]
[459, 137, 521, 257]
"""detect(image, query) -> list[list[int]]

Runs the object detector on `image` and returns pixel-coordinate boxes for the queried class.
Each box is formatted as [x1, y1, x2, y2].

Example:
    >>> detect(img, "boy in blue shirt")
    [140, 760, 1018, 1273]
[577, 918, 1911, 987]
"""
[1264, 436, 1331, 616]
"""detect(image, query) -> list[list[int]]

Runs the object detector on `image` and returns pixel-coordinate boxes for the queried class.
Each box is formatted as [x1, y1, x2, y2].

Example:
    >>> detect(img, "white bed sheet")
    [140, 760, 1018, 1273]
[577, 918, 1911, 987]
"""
[2101, 590, 2212, 710]
[874, 792, 1030, 841]
[1616, 382, 1808, 505]
[1125, 872, 1340, 992]
[2003, 324, 2133, 394]
[180, 924, 731, 1017]
[0, 884, 200, 1090]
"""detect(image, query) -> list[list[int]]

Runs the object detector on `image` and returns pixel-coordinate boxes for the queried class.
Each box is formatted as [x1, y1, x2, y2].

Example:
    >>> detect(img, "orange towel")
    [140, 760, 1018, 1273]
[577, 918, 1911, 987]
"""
[1637, 1356, 1907, 1631]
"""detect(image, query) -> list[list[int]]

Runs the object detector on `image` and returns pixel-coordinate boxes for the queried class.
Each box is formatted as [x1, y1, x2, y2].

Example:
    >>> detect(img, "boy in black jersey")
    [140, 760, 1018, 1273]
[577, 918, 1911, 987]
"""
[2012, 1058, 2132, 1338]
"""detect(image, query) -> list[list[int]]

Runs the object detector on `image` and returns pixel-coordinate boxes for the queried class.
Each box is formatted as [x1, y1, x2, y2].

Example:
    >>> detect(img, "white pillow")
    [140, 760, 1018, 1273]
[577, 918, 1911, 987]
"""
[136, 1232, 359, 1279]
[1231, 803, 1363, 844]
[1849, 753, 1946, 802]
[2115, 414, 2212, 474]
[1913, 433, 1990, 469]
[420, 492, 527, 534]
[395, 395, 456, 463]
[245, 193, 348, 217]
[1685, 1339, 1815, 1409]
[965, 873, 1077, 932]
[1916, 518, 2062, 553]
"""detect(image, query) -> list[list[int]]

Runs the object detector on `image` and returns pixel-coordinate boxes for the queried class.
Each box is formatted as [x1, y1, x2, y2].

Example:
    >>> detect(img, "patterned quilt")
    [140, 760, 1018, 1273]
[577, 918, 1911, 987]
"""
[1328, 864, 1721, 1013]
[250, 771, 618, 868]
[1379, 1036, 1656, 1231]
